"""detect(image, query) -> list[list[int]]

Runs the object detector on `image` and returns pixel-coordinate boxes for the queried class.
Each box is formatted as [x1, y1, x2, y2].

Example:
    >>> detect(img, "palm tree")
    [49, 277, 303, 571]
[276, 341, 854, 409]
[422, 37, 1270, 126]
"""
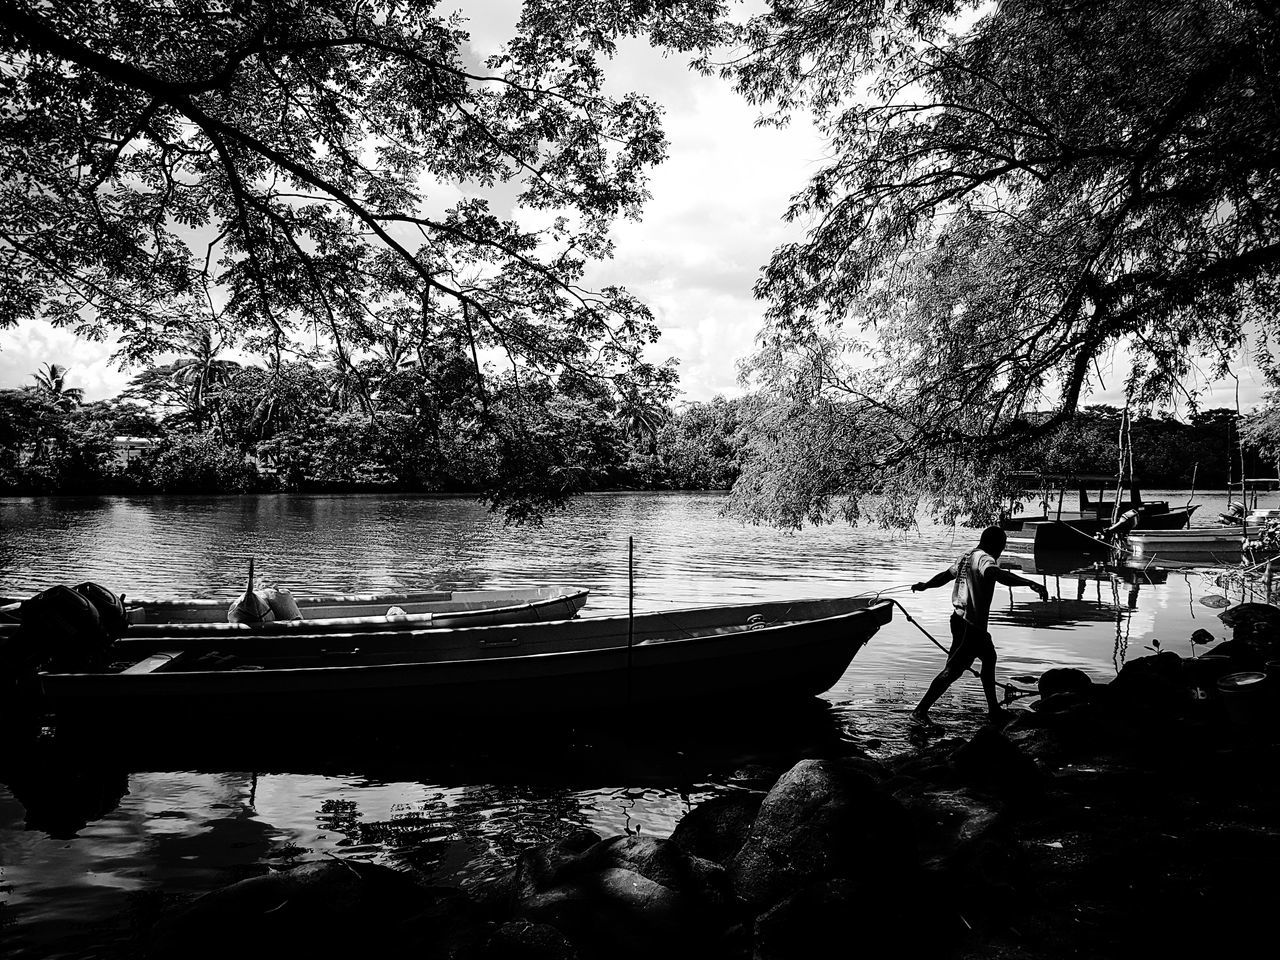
[170, 328, 240, 430]
[615, 387, 670, 455]
[30, 363, 84, 411]
[124, 328, 240, 431]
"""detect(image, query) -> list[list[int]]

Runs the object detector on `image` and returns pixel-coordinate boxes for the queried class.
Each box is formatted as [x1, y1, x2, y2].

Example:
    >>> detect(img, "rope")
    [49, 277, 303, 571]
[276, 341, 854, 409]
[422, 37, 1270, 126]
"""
[886, 597, 1036, 704]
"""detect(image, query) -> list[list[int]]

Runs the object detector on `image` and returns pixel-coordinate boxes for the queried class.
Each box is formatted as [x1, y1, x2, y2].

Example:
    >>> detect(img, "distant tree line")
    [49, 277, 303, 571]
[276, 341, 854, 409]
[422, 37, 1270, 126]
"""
[0, 361, 750, 506]
[7, 360, 1274, 515]
[1027, 405, 1270, 489]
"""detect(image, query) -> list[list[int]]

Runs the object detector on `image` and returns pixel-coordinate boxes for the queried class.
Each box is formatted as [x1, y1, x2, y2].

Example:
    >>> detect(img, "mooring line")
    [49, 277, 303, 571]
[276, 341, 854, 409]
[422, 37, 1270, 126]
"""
[885, 598, 1035, 703]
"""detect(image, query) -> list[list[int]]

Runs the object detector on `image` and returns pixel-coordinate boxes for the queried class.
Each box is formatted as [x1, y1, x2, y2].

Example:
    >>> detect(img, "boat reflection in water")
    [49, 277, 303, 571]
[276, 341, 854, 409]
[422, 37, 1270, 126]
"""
[2, 693, 850, 865]
[0, 691, 859, 958]
[999, 552, 1169, 622]
[997, 551, 1182, 672]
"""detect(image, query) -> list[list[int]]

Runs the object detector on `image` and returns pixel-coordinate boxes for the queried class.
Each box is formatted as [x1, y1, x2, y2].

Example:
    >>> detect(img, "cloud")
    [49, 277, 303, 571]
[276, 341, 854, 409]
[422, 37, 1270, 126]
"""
[581, 50, 823, 400]
[0, 321, 129, 401]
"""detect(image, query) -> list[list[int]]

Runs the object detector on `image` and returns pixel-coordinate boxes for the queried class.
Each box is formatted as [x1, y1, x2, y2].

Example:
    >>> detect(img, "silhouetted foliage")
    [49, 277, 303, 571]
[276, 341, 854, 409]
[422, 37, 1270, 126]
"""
[0, 0, 714, 516]
[706, 0, 1280, 525]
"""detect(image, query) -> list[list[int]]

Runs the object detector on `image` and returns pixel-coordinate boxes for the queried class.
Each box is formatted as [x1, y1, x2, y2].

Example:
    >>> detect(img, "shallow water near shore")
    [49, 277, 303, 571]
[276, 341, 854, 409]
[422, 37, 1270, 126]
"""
[0, 489, 1257, 957]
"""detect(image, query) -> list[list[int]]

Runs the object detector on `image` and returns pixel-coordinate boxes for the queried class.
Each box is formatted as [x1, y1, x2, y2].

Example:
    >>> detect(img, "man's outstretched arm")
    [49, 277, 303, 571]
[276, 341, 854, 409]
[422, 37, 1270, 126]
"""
[912, 569, 956, 592]
[990, 567, 1049, 598]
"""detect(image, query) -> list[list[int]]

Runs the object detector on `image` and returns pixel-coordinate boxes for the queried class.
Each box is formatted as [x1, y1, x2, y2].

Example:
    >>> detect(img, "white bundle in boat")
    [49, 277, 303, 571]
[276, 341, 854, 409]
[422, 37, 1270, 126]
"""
[228, 589, 273, 624]
[226, 560, 303, 623]
[262, 587, 302, 621]
[227, 587, 304, 623]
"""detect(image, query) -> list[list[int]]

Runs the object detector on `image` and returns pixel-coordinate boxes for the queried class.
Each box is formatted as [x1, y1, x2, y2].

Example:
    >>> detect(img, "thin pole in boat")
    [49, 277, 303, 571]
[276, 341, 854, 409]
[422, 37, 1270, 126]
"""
[626, 536, 635, 705]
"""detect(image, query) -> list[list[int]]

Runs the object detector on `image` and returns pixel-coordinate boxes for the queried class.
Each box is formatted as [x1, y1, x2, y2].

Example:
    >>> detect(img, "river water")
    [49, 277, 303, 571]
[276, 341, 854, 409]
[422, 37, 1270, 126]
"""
[0, 490, 1256, 957]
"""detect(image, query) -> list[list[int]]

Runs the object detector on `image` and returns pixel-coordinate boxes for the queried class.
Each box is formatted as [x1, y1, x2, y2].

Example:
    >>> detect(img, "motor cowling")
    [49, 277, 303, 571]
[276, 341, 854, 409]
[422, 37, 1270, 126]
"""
[74, 582, 129, 638]
[1104, 508, 1142, 538]
[18, 585, 113, 673]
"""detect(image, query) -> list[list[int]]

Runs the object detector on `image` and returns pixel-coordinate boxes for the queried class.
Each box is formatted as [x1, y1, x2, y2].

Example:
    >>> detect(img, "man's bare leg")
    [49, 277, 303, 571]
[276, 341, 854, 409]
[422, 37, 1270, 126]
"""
[912, 666, 960, 721]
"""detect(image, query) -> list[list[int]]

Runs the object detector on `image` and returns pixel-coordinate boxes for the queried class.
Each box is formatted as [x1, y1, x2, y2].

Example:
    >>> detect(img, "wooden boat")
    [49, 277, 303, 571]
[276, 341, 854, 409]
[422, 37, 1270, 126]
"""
[1216, 478, 1280, 524]
[1, 585, 590, 639]
[1002, 475, 1197, 559]
[1121, 526, 1251, 566]
[37, 597, 893, 723]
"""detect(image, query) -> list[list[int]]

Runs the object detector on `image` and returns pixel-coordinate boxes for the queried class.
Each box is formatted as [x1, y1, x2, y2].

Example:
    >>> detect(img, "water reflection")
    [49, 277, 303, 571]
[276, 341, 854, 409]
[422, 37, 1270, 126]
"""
[0, 696, 849, 957]
[0, 490, 1249, 959]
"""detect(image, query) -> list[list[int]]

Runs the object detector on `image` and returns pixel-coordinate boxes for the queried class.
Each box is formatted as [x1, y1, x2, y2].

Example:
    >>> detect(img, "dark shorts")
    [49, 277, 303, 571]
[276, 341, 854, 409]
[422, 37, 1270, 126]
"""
[947, 613, 996, 672]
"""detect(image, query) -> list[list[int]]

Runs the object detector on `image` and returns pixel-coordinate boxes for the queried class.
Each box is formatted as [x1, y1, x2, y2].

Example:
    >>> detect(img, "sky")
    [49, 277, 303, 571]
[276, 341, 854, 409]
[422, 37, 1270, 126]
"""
[0, 2, 1267, 414]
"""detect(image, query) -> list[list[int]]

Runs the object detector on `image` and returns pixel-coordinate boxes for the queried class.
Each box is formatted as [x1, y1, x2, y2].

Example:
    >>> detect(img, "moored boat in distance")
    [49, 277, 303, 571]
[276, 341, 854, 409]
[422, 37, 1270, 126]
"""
[36, 597, 893, 726]
[1002, 474, 1198, 559]
[1120, 526, 1251, 566]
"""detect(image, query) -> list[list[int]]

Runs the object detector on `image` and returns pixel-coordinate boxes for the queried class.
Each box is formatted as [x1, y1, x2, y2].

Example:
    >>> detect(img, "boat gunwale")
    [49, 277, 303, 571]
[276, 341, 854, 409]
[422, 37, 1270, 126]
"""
[105, 595, 886, 649]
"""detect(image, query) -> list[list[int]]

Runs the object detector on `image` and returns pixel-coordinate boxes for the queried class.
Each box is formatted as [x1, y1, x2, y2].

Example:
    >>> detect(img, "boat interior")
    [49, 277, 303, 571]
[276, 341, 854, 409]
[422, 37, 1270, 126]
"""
[94, 596, 889, 674]
[127, 586, 579, 624]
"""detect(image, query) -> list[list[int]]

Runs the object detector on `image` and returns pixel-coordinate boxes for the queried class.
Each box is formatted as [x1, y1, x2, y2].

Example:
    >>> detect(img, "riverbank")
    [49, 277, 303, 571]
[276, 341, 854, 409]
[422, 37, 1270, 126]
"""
[136, 620, 1280, 960]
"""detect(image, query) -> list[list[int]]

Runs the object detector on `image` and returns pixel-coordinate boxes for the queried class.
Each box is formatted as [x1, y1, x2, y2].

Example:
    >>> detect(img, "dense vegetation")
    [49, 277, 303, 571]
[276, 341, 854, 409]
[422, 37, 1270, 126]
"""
[0, 0, 708, 518]
[2, 361, 1271, 509]
[0, 362, 749, 505]
[711, 0, 1280, 527]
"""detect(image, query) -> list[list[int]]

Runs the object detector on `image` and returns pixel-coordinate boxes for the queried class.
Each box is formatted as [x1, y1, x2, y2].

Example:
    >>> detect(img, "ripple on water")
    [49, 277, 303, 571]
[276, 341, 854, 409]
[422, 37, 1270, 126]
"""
[0, 489, 1242, 958]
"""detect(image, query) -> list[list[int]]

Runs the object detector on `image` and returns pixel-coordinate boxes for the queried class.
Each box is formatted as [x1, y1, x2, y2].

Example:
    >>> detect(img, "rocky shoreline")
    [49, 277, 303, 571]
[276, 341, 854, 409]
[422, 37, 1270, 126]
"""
[145, 608, 1280, 960]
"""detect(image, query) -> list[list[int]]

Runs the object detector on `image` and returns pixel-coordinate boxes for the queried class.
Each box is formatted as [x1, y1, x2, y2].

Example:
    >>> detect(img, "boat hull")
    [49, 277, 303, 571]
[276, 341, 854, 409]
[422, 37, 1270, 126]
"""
[1122, 526, 1249, 564]
[39, 599, 893, 726]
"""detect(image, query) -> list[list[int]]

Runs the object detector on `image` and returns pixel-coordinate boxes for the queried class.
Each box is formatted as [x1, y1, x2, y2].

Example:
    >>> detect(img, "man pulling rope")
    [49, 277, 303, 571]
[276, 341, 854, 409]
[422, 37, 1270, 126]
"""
[910, 526, 1047, 726]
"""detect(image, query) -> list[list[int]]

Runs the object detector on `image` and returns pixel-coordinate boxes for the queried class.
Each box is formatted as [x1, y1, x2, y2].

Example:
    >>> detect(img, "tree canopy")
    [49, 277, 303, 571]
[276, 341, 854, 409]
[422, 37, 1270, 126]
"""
[709, 0, 1280, 526]
[0, 0, 719, 515]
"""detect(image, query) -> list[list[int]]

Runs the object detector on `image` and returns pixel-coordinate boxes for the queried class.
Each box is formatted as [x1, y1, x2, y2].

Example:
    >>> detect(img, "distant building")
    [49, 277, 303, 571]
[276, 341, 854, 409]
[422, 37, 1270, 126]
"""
[247, 449, 278, 475]
[111, 436, 157, 467]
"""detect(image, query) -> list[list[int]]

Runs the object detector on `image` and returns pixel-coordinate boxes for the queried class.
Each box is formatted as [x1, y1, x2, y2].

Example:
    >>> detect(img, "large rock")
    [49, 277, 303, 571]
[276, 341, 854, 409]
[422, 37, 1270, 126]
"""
[480, 920, 580, 959]
[582, 835, 730, 906]
[950, 729, 1042, 799]
[670, 792, 764, 866]
[150, 859, 457, 959]
[514, 835, 731, 959]
[518, 867, 708, 959]
[1007, 697, 1108, 757]
[1214, 604, 1280, 666]
[752, 877, 950, 960]
[518, 834, 728, 906]
[894, 785, 1006, 864]
[1217, 601, 1280, 632]
[752, 879, 861, 960]
[1038, 667, 1093, 699]
[1110, 651, 1191, 716]
[730, 759, 916, 911]
[512, 828, 603, 902]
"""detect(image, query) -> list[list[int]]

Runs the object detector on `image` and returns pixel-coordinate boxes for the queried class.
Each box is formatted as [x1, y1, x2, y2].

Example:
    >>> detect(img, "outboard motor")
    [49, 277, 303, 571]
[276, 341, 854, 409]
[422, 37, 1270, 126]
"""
[1104, 508, 1142, 539]
[73, 582, 129, 639]
[18, 585, 113, 673]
